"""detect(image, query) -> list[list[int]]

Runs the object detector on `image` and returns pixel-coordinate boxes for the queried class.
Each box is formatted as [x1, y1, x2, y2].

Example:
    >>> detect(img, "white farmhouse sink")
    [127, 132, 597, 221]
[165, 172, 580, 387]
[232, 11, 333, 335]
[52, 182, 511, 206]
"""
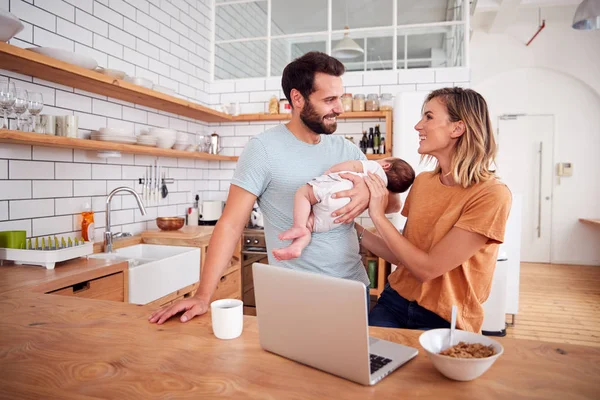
[89, 244, 200, 305]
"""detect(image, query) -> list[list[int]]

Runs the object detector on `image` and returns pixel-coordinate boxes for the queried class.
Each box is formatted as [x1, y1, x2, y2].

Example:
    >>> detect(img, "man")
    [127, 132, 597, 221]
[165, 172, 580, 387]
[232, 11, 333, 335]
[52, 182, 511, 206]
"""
[149, 52, 400, 324]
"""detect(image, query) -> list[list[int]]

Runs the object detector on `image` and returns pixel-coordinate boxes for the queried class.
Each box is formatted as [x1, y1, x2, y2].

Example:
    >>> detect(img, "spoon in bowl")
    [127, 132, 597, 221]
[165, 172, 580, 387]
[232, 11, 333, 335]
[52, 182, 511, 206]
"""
[449, 304, 457, 348]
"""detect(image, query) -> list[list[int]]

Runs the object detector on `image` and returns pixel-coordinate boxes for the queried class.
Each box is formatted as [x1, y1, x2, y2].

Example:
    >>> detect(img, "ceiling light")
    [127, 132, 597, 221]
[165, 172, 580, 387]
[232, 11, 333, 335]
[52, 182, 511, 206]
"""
[572, 0, 600, 30]
[332, 27, 364, 60]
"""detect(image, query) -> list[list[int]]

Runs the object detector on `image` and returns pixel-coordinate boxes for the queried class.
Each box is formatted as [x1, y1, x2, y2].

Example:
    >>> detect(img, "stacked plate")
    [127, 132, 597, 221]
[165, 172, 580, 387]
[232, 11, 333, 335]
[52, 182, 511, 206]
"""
[148, 128, 176, 149]
[91, 127, 136, 144]
[137, 133, 157, 147]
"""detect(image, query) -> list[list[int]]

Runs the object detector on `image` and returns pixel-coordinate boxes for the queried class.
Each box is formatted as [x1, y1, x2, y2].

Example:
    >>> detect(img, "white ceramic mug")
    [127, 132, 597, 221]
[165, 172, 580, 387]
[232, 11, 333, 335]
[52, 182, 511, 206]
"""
[210, 298, 243, 340]
[39, 114, 56, 135]
[56, 115, 78, 138]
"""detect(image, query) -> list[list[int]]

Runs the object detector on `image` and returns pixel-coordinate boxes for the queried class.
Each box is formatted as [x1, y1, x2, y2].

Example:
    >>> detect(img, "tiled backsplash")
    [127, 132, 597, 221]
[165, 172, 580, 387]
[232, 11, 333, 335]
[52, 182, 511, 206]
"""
[0, 0, 470, 239]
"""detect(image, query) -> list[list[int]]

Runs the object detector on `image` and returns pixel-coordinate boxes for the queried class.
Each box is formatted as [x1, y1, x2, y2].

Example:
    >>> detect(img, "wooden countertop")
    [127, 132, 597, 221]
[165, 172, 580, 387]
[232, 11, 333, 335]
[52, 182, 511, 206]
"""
[0, 291, 598, 399]
[0, 256, 128, 296]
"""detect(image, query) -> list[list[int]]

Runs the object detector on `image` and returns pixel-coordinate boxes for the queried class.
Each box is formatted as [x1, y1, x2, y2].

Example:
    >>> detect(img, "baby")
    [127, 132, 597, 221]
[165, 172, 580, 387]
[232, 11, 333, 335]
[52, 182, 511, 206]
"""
[272, 158, 415, 261]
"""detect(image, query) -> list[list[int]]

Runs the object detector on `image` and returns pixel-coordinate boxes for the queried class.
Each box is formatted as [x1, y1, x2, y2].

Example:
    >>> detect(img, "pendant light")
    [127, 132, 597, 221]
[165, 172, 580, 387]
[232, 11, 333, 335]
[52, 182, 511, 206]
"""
[572, 0, 600, 30]
[332, 3, 364, 60]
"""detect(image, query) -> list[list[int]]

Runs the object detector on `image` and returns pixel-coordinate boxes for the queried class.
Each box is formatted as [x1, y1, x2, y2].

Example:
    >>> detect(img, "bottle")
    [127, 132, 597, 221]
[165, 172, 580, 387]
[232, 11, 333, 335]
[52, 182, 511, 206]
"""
[380, 136, 385, 155]
[373, 125, 380, 154]
[367, 128, 374, 154]
[81, 203, 95, 242]
[360, 130, 368, 153]
[188, 194, 199, 226]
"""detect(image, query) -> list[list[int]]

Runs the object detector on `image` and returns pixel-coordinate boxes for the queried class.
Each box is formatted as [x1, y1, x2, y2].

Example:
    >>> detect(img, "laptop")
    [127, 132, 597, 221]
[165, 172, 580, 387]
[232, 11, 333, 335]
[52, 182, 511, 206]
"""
[252, 263, 418, 386]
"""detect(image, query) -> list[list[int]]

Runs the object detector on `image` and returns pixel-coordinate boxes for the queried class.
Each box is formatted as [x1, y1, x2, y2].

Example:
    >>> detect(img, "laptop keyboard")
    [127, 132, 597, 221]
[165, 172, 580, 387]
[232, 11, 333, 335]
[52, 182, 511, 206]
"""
[370, 354, 393, 374]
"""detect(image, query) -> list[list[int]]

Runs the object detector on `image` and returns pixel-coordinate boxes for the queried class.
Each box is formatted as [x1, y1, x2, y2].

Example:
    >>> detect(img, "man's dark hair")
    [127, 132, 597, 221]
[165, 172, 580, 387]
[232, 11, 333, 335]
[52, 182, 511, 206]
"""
[282, 51, 345, 107]
[386, 159, 415, 193]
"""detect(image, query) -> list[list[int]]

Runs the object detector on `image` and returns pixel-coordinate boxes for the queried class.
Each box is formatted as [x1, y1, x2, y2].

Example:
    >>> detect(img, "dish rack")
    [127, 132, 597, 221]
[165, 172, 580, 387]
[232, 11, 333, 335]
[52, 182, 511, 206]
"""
[0, 242, 94, 270]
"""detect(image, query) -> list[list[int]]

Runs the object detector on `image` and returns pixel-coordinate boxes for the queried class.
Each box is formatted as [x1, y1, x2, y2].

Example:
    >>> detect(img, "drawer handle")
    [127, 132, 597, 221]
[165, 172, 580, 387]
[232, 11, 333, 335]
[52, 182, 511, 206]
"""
[73, 281, 90, 293]
[220, 276, 226, 282]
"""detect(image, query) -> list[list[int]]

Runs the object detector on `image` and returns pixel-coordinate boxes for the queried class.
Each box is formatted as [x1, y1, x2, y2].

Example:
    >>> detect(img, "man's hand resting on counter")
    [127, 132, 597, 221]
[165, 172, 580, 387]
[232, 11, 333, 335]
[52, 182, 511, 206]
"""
[148, 297, 209, 324]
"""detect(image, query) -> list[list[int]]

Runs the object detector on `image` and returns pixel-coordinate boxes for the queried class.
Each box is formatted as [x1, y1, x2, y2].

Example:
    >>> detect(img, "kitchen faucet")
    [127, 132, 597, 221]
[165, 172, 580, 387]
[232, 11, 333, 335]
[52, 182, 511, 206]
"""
[105, 186, 147, 253]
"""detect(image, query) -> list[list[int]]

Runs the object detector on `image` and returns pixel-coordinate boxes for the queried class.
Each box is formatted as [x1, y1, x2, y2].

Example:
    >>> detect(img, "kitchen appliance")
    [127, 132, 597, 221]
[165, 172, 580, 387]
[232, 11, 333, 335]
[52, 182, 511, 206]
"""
[241, 228, 267, 315]
[199, 200, 223, 225]
[249, 201, 264, 228]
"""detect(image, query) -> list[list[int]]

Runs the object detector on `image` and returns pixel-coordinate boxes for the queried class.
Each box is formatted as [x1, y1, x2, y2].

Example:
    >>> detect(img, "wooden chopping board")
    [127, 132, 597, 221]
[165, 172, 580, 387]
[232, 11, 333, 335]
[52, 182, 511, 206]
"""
[141, 226, 215, 247]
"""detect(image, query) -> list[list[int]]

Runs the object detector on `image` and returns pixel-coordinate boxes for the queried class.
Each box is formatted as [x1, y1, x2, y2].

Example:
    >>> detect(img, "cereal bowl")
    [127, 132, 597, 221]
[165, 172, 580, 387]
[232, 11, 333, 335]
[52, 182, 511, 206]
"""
[419, 328, 504, 381]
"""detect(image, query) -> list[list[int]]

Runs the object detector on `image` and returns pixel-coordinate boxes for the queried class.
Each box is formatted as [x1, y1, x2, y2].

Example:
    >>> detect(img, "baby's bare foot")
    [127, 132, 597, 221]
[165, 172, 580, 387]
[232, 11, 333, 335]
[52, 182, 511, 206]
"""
[272, 247, 302, 261]
[279, 226, 310, 241]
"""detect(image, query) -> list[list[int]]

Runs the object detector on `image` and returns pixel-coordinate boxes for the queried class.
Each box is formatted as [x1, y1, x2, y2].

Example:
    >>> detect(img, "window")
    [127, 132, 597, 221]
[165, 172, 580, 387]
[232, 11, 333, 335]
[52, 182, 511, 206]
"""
[213, 0, 468, 80]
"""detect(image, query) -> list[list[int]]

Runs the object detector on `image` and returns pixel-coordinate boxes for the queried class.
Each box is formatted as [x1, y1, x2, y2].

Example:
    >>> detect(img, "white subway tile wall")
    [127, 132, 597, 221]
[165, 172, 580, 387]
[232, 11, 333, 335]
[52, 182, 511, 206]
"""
[1, 0, 214, 240]
[0, 1, 470, 239]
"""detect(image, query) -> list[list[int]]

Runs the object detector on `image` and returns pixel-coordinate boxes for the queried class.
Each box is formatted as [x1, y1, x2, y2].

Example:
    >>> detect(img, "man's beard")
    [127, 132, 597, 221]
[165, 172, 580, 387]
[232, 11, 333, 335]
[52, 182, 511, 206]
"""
[300, 100, 338, 135]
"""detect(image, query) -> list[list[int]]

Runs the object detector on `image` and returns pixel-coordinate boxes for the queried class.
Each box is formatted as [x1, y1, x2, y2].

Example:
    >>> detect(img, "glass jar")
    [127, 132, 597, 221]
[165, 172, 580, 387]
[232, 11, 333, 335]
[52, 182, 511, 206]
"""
[379, 93, 393, 111]
[341, 93, 353, 112]
[352, 94, 365, 112]
[365, 94, 379, 111]
[268, 95, 279, 114]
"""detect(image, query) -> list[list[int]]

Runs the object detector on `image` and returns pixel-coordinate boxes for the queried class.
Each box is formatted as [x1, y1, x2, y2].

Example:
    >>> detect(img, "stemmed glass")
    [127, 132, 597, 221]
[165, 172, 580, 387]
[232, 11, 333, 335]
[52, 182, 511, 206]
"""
[0, 78, 16, 129]
[27, 92, 44, 132]
[13, 89, 28, 131]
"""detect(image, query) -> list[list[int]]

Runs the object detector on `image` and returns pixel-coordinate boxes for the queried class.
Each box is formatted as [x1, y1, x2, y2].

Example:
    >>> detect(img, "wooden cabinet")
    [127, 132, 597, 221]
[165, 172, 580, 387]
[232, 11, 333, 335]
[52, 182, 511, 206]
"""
[47, 272, 125, 302]
[207, 239, 242, 302]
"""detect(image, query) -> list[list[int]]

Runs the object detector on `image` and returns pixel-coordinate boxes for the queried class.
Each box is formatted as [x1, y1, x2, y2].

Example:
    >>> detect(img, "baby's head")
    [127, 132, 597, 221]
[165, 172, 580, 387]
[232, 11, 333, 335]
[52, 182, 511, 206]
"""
[377, 158, 415, 193]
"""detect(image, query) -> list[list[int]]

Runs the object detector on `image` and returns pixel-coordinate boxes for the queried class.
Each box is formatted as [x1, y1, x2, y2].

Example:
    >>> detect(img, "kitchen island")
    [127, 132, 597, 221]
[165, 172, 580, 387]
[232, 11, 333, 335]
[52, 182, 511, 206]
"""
[0, 279, 598, 399]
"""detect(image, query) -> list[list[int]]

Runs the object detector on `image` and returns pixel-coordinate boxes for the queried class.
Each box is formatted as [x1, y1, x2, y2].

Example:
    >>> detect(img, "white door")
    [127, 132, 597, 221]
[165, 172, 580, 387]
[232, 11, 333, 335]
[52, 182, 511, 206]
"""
[496, 115, 554, 263]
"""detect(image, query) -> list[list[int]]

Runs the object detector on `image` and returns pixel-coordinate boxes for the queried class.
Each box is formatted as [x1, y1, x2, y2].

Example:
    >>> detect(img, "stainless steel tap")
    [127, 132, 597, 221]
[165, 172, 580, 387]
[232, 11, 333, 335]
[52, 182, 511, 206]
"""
[105, 187, 146, 253]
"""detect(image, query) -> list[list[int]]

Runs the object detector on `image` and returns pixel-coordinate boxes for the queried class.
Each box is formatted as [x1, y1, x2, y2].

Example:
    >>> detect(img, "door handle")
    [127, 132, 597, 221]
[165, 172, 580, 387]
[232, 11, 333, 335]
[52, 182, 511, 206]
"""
[537, 142, 543, 238]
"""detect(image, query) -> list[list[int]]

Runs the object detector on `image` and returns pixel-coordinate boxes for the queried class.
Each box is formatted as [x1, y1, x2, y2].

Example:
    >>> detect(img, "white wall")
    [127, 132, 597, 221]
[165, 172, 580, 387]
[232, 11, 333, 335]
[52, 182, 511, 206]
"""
[0, 0, 230, 241]
[471, 5, 600, 265]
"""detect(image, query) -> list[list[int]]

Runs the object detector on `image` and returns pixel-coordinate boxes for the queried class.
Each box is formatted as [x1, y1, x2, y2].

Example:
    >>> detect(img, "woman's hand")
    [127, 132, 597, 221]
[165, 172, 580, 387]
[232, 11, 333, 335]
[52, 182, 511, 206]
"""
[364, 172, 388, 219]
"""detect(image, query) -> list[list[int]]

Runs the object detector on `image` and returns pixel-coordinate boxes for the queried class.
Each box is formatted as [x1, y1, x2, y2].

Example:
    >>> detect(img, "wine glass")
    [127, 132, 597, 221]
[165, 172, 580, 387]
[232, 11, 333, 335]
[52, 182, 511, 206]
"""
[13, 88, 28, 131]
[0, 78, 16, 129]
[27, 92, 44, 132]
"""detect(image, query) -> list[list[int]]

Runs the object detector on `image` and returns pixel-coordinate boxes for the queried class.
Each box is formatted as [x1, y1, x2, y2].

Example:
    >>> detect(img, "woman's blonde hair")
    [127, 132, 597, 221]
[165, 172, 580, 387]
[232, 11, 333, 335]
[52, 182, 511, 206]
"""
[424, 87, 497, 188]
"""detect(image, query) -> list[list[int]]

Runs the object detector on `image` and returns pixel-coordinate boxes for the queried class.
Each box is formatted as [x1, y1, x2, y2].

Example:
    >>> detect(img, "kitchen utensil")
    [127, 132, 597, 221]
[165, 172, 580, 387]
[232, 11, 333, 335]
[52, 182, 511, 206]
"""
[0, 9, 24, 42]
[161, 172, 168, 198]
[211, 299, 244, 340]
[56, 115, 78, 138]
[39, 114, 56, 135]
[450, 304, 457, 347]
[156, 217, 185, 231]
[0, 241, 93, 269]
[419, 328, 504, 381]
[27, 47, 98, 70]
[209, 132, 221, 154]
[0, 230, 26, 249]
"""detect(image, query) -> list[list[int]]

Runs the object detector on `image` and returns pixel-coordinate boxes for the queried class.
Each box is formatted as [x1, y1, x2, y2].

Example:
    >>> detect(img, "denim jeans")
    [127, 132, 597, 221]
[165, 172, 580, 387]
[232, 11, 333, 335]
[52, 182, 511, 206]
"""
[369, 283, 450, 330]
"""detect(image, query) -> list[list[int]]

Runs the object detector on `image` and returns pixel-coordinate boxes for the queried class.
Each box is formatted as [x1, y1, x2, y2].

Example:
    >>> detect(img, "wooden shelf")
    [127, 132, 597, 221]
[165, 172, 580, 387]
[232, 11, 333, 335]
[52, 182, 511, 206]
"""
[0, 42, 231, 123]
[0, 130, 238, 161]
[232, 111, 390, 121]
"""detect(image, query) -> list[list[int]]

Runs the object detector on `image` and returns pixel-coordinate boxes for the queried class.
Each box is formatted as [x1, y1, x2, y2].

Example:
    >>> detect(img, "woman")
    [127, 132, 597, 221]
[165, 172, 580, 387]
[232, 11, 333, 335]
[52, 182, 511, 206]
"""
[355, 87, 511, 333]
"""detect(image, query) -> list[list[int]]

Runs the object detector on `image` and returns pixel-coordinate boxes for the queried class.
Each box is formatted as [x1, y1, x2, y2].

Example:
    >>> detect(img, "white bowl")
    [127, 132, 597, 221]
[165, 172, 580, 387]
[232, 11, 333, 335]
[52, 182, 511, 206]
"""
[99, 127, 133, 136]
[172, 143, 187, 151]
[148, 127, 176, 136]
[419, 329, 503, 381]
[0, 10, 24, 42]
[27, 47, 98, 70]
